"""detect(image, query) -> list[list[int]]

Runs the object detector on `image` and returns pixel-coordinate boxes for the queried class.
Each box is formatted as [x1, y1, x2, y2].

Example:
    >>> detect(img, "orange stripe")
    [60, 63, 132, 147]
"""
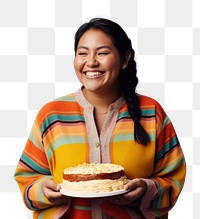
[24, 140, 49, 169]
[37, 100, 84, 126]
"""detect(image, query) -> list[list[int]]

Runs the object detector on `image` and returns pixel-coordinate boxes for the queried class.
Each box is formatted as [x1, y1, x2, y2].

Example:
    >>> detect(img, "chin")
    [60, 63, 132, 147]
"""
[84, 87, 101, 93]
[83, 84, 104, 93]
[82, 82, 103, 92]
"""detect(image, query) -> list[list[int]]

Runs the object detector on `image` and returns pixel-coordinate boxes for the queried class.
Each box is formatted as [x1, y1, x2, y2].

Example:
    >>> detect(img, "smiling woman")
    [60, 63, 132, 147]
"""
[14, 18, 186, 219]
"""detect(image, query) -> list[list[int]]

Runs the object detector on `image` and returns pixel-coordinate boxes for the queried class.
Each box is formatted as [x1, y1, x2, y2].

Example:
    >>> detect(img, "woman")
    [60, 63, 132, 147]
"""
[14, 18, 186, 219]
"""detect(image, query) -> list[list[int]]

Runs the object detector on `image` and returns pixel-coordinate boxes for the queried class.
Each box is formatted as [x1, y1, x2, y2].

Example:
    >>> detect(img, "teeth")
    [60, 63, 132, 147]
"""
[85, 72, 101, 76]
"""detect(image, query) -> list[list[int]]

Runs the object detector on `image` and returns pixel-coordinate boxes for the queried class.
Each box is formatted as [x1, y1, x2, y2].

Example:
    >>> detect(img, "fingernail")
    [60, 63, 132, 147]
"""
[56, 185, 61, 191]
[124, 185, 128, 190]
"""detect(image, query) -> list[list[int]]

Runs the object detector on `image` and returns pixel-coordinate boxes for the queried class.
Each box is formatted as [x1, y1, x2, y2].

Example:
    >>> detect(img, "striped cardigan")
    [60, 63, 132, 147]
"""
[14, 88, 186, 219]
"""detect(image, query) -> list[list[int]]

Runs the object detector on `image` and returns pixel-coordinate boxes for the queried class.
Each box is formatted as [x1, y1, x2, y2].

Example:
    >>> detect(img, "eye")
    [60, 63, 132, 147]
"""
[78, 52, 87, 56]
[98, 52, 109, 56]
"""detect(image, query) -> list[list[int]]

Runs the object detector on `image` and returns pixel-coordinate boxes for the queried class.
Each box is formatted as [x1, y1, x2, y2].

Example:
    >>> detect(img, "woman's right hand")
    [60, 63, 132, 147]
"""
[42, 179, 72, 205]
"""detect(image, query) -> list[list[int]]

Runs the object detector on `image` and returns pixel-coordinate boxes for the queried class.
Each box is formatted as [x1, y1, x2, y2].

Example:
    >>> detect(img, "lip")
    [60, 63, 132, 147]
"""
[82, 70, 104, 74]
[82, 70, 105, 79]
[83, 70, 105, 75]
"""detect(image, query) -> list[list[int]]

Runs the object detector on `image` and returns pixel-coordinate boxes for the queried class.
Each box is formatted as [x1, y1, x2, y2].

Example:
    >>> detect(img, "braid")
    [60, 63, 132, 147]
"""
[119, 49, 150, 145]
[125, 94, 150, 145]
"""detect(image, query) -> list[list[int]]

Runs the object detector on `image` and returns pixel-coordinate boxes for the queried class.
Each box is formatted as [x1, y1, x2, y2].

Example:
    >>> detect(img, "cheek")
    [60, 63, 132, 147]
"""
[106, 62, 121, 74]
[74, 58, 85, 72]
[104, 56, 122, 71]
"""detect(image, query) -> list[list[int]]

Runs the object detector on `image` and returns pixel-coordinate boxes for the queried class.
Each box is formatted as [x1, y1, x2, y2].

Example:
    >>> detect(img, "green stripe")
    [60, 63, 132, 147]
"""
[73, 205, 91, 211]
[172, 178, 184, 189]
[149, 133, 156, 141]
[53, 95, 75, 102]
[41, 114, 85, 133]
[141, 108, 155, 116]
[113, 133, 134, 142]
[47, 136, 86, 158]
[117, 109, 155, 119]
[118, 109, 156, 119]
[156, 136, 179, 161]
[21, 154, 50, 174]
[15, 171, 41, 178]
[38, 182, 46, 210]
[156, 185, 162, 210]
[113, 133, 155, 142]
[29, 133, 40, 147]
[162, 116, 171, 128]
[38, 211, 44, 219]
[160, 157, 185, 174]
[118, 111, 130, 118]
[25, 185, 36, 210]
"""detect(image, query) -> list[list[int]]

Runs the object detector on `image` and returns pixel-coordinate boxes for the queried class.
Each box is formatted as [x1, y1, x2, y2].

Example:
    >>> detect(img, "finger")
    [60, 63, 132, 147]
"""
[44, 188, 72, 205]
[124, 178, 140, 190]
[126, 188, 142, 200]
[43, 186, 63, 200]
[111, 188, 142, 204]
[45, 180, 61, 192]
[43, 180, 61, 199]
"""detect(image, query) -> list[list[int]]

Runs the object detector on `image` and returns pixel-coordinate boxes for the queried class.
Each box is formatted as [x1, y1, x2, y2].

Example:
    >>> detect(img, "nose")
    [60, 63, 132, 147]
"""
[86, 54, 99, 67]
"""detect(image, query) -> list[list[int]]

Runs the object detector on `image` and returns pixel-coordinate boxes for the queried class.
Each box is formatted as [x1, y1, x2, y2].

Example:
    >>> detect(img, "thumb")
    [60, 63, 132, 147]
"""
[124, 178, 139, 191]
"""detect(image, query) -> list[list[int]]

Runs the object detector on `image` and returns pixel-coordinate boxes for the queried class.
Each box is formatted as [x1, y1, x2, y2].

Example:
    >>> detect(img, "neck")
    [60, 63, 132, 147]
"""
[82, 87, 121, 112]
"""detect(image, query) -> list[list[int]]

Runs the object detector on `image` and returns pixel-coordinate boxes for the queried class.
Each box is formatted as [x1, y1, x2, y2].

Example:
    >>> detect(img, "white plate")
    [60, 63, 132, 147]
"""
[60, 188, 129, 198]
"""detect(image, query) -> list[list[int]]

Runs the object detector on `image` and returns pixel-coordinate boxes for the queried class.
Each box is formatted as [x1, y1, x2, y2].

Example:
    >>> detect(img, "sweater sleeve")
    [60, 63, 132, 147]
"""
[14, 114, 53, 210]
[140, 103, 186, 218]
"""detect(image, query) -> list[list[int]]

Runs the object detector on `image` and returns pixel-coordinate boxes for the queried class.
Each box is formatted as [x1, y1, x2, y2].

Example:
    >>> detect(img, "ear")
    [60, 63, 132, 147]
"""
[121, 51, 131, 69]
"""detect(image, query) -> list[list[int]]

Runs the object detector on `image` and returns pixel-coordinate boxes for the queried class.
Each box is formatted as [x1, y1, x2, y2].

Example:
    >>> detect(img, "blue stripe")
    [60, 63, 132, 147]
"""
[25, 185, 38, 211]
[21, 154, 50, 175]
[160, 157, 185, 174]
[162, 116, 171, 129]
[29, 132, 40, 147]
[141, 108, 156, 116]
[113, 133, 155, 142]
[155, 187, 162, 216]
[117, 109, 156, 120]
[41, 114, 85, 133]
[53, 95, 75, 102]
[117, 111, 130, 119]
[156, 136, 179, 161]
[47, 136, 86, 158]
[113, 133, 134, 142]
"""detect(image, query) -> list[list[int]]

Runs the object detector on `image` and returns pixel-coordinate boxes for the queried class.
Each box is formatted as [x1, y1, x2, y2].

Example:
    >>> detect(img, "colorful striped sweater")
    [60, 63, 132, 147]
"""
[14, 88, 186, 219]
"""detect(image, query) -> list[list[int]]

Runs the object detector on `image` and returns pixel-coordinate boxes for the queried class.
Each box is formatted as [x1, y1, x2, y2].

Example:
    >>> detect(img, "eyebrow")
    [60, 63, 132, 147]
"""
[77, 45, 112, 50]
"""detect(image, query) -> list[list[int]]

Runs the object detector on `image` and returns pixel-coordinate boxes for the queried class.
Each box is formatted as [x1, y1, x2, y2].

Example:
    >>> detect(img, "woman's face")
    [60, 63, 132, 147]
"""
[74, 29, 123, 95]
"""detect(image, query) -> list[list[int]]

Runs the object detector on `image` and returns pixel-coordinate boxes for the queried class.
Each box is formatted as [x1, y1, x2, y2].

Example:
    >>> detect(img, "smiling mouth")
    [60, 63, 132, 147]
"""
[83, 71, 104, 77]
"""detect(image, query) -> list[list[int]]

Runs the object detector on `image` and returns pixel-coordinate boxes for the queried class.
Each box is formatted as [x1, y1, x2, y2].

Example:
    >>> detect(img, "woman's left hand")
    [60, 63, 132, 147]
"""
[106, 178, 147, 206]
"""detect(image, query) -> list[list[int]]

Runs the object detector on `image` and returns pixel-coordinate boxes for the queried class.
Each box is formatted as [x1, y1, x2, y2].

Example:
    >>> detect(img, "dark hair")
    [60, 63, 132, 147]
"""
[74, 18, 150, 145]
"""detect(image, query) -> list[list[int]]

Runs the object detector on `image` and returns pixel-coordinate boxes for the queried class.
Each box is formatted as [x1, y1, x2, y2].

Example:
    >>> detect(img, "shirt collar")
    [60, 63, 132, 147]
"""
[75, 86, 125, 112]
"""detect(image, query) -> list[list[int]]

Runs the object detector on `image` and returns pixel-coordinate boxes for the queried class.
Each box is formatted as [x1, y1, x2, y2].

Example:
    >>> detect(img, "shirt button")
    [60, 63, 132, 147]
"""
[96, 143, 100, 147]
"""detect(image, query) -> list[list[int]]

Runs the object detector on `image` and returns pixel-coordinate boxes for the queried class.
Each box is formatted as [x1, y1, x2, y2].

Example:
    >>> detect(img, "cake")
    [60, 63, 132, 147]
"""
[61, 163, 127, 193]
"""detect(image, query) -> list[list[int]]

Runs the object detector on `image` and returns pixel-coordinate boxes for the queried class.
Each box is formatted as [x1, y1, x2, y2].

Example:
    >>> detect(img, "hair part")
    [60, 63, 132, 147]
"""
[74, 18, 150, 145]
